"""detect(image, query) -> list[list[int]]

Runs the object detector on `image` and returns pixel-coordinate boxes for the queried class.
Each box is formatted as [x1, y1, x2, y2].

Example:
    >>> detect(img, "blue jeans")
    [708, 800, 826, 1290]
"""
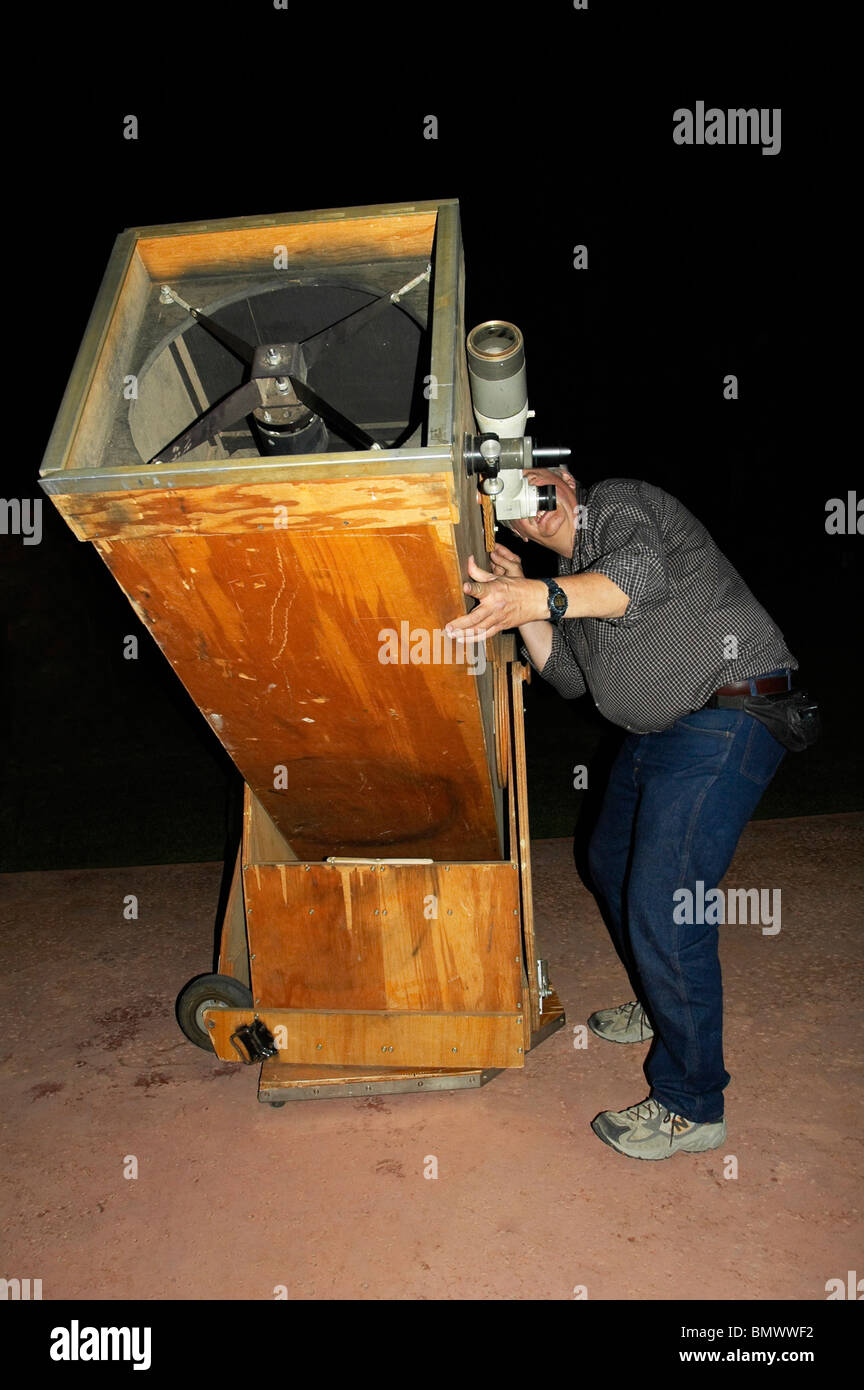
[586, 695, 787, 1123]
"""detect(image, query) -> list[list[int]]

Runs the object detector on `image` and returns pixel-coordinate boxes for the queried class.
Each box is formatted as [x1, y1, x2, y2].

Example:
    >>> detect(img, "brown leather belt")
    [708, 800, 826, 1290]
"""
[714, 674, 790, 697]
[701, 669, 792, 710]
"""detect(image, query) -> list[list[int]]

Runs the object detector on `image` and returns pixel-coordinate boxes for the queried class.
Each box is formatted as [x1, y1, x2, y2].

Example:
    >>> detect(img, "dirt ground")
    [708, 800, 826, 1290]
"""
[1, 813, 861, 1301]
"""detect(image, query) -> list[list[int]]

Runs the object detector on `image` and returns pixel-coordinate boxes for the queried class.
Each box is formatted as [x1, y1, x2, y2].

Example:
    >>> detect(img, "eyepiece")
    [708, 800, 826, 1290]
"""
[466, 320, 528, 437]
[466, 321, 524, 368]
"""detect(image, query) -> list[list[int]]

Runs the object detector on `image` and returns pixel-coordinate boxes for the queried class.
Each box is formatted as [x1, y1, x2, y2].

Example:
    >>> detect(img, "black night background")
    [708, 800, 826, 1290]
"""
[0, 2, 859, 1350]
[2, 12, 857, 871]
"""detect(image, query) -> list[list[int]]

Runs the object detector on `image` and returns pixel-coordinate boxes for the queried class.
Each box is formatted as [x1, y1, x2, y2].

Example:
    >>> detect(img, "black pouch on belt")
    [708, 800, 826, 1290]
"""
[743, 689, 821, 752]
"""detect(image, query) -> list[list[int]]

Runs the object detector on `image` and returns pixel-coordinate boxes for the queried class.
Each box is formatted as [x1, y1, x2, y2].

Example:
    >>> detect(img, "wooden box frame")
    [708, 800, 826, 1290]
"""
[39, 199, 564, 1102]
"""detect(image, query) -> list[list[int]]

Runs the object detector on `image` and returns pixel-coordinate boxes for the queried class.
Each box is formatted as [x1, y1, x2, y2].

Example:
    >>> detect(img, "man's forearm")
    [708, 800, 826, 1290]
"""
[447, 561, 630, 642]
[519, 619, 554, 670]
[520, 568, 631, 675]
[557, 571, 629, 619]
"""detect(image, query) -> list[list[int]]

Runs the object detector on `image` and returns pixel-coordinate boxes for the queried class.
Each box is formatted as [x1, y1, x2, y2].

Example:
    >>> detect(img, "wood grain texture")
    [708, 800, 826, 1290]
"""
[243, 861, 522, 1011]
[65, 249, 152, 474]
[216, 846, 249, 985]
[40, 197, 563, 1089]
[242, 785, 299, 865]
[60, 472, 455, 543]
[433, 204, 503, 850]
[94, 523, 501, 861]
[258, 1059, 489, 1092]
[511, 662, 541, 1033]
[204, 1007, 526, 1069]
[135, 211, 438, 280]
[481, 494, 497, 554]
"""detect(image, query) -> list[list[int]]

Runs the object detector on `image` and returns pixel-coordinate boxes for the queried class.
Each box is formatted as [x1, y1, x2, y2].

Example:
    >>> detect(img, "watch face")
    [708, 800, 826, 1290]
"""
[552, 592, 567, 612]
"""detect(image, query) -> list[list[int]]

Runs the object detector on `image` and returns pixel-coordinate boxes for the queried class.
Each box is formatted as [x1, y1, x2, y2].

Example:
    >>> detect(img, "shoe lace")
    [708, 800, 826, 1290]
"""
[618, 1000, 650, 1034]
[623, 1097, 691, 1142]
[616, 1000, 641, 1020]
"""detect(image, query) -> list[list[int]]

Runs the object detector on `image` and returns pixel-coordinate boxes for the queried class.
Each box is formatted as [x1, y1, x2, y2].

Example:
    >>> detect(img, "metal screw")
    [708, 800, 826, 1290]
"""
[304, 864, 310, 871]
[266, 347, 280, 365]
[308, 908, 314, 914]
[451, 1047, 458, 1053]
[250, 953, 256, 960]
[275, 376, 290, 393]
[159, 285, 174, 304]
[316, 1042, 323, 1050]
[255, 999, 261, 1005]
[517, 1047, 523, 1054]
[447, 909, 453, 915]
[206, 1019, 215, 1029]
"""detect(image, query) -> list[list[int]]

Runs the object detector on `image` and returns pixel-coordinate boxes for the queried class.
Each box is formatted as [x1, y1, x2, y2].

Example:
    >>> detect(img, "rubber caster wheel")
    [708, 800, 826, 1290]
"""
[268, 1101, 287, 1109]
[176, 972, 253, 1051]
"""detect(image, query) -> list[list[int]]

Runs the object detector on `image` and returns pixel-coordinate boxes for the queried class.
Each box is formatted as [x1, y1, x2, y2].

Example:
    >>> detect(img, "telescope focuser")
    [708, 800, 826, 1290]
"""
[465, 319, 572, 524]
[464, 432, 572, 524]
[463, 433, 571, 480]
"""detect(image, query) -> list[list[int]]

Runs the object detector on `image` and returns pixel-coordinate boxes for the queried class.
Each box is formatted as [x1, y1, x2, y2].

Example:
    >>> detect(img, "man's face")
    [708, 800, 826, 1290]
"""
[505, 468, 579, 554]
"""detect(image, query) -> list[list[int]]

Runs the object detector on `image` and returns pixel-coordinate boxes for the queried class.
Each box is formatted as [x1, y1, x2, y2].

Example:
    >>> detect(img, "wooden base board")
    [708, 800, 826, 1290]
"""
[258, 1061, 499, 1103]
[533, 989, 566, 1047]
[255, 991, 566, 1104]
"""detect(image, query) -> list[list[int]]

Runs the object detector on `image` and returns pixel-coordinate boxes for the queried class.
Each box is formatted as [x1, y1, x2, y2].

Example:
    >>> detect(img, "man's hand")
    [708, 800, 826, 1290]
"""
[446, 554, 548, 642]
[489, 542, 525, 579]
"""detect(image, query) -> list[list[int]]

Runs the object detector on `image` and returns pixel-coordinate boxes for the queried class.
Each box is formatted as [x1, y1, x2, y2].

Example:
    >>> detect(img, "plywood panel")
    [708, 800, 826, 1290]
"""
[204, 1007, 526, 1069]
[135, 210, 439, 280]
[216, 847, 249, 984]
[41, 197, 504, 865]
[242, 785, 298, 865]
[65, 249, 153, 474]
[430, 203, 502, 840]
[93, 523, 501, 861]
[243, 861, 522, 1010]
[61, 472, 455, 543]
[258, 1059, 493, 1098]
[511, 663, 541, 1033]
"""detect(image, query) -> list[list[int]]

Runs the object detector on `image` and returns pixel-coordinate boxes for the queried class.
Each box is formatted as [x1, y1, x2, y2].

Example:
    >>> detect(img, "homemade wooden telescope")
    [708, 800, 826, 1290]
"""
[39, 198, 564, 1104]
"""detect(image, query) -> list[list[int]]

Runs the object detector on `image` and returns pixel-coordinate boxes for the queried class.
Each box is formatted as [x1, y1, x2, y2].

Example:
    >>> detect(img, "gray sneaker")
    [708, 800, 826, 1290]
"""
[591, 1096, 727, 1161]
[587, 999, 654, 1044]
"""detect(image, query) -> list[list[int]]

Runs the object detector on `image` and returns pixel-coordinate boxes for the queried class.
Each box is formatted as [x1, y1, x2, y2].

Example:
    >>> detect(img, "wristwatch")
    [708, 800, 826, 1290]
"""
[541, 577, 568, 624]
